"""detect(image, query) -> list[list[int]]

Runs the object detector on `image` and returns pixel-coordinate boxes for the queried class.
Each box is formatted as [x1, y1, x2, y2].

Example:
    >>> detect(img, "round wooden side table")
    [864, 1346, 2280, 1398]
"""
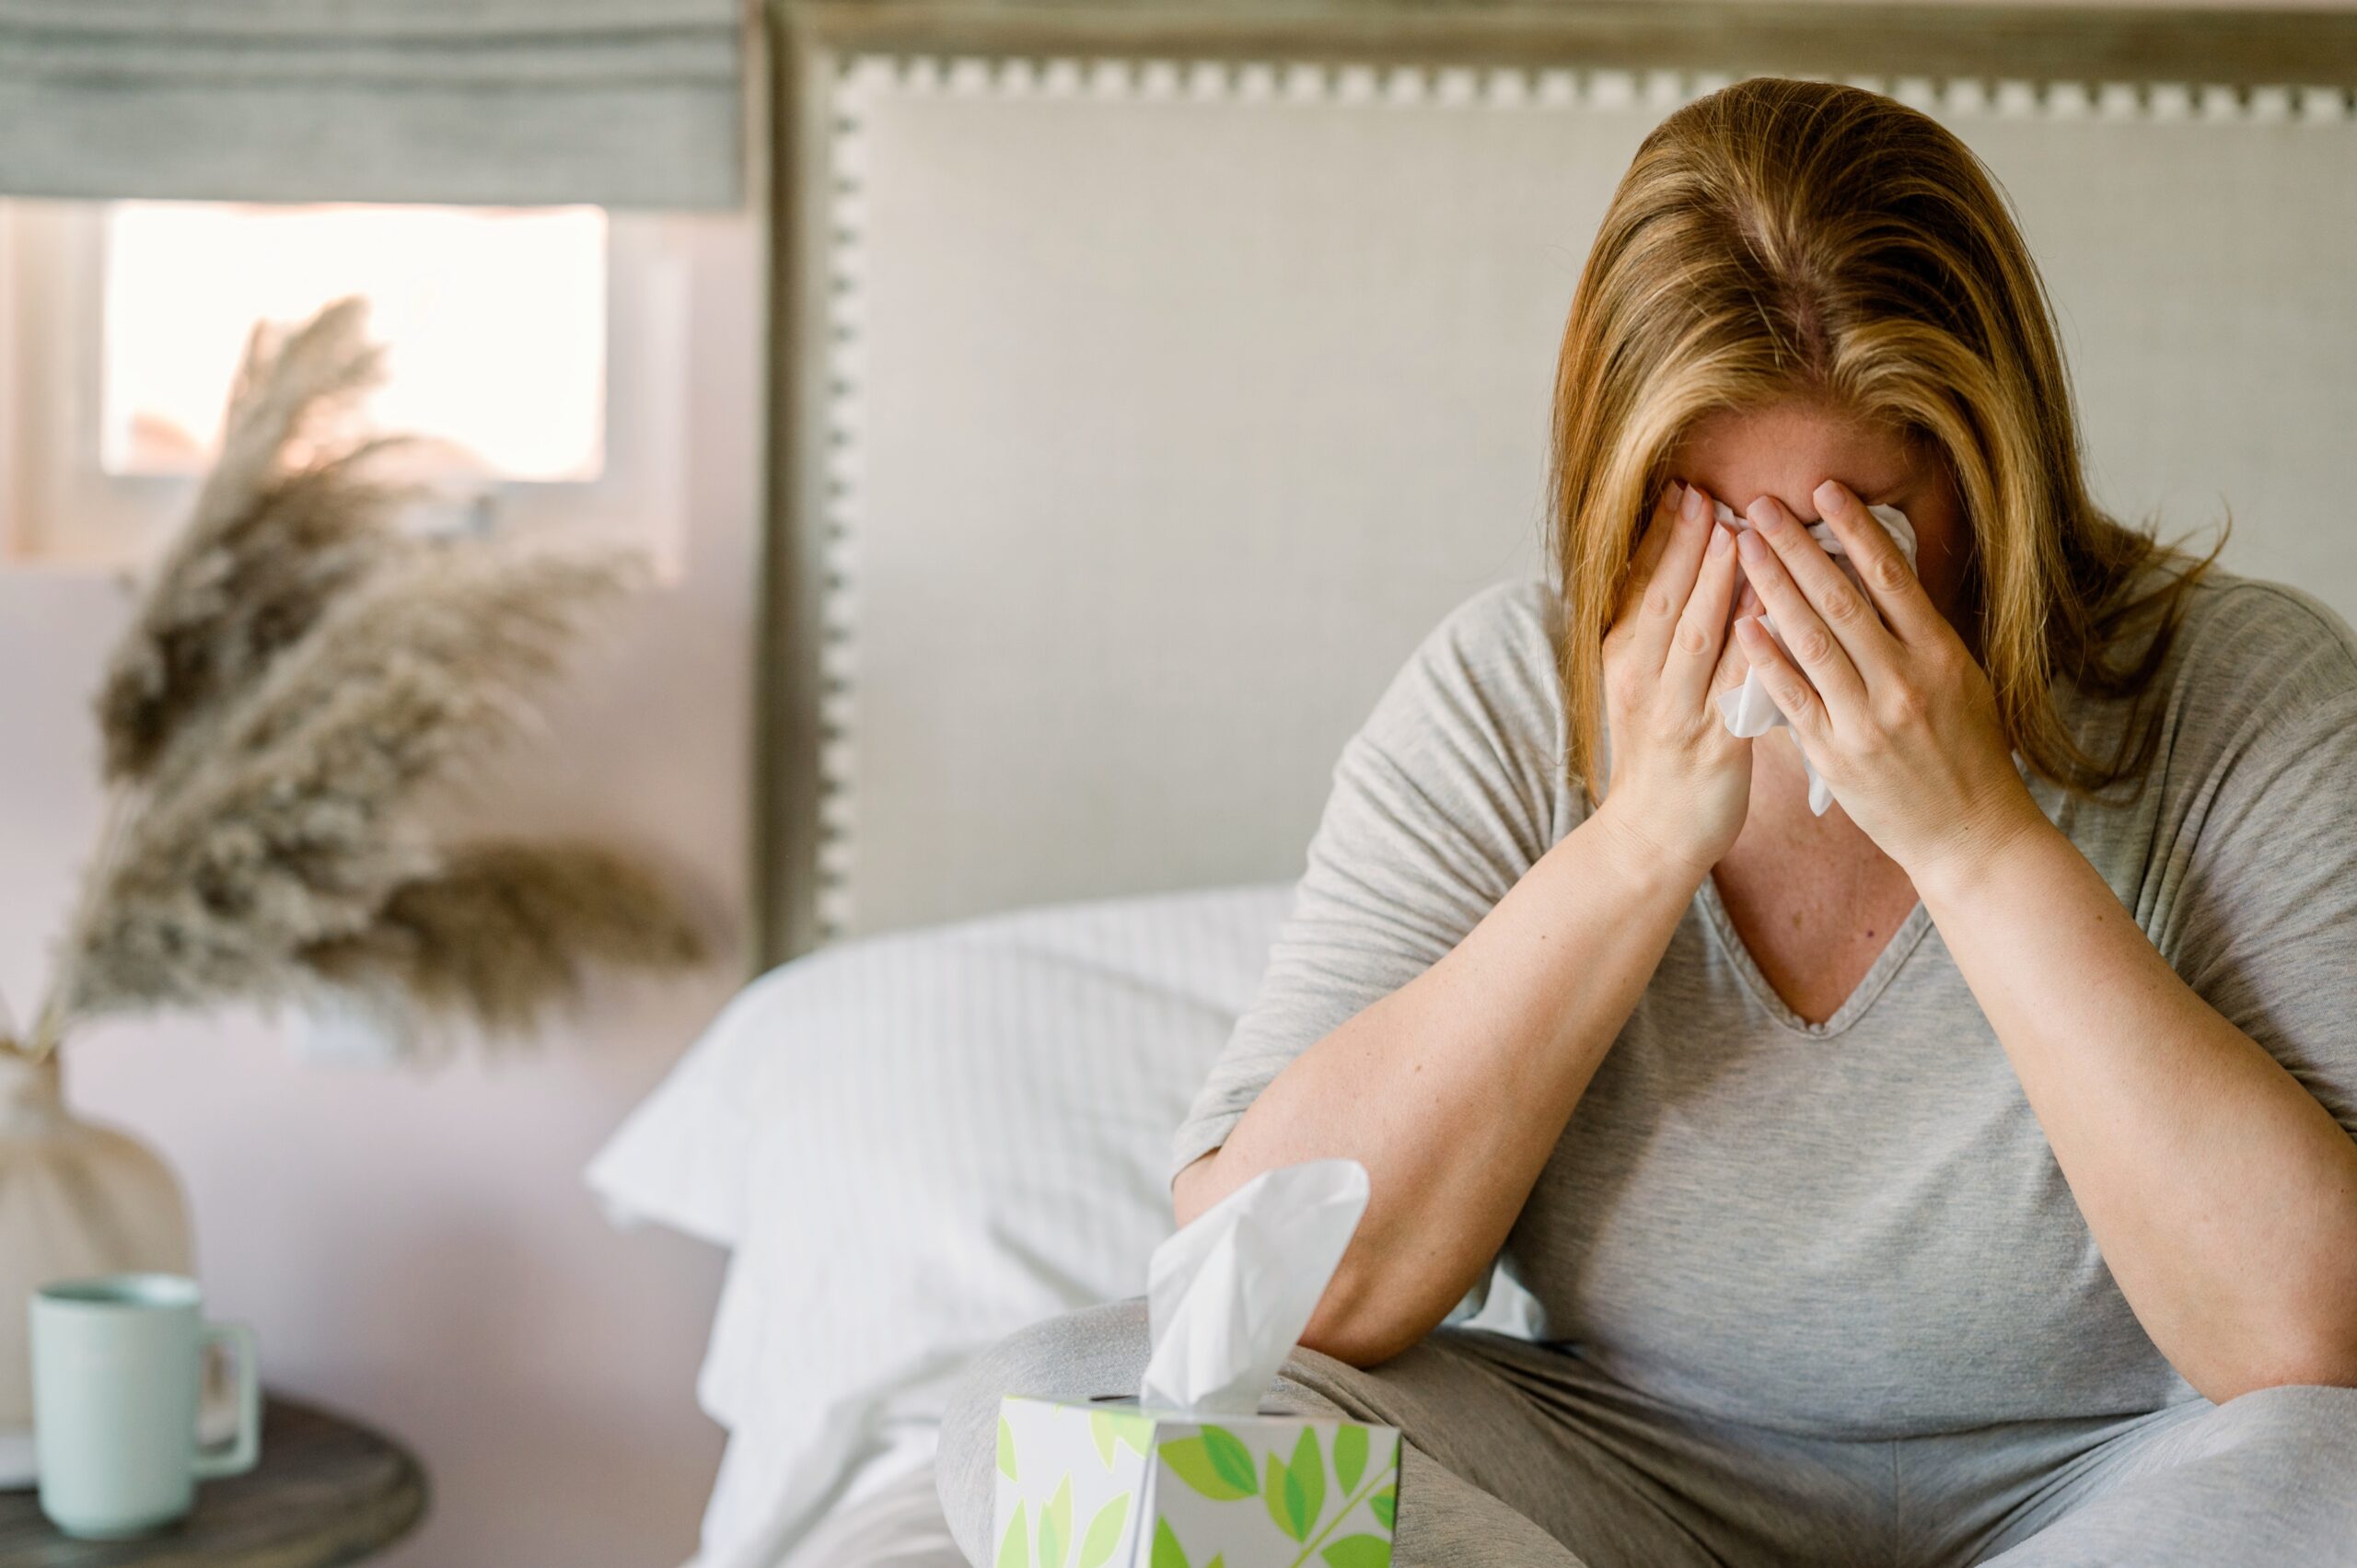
[0, 1396, 427, 1566]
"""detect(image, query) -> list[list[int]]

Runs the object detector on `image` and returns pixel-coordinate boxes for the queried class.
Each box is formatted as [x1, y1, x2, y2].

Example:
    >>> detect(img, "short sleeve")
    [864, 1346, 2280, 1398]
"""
[1168, 577, 1575, 1179]
[2144, 582, 2357, 1140]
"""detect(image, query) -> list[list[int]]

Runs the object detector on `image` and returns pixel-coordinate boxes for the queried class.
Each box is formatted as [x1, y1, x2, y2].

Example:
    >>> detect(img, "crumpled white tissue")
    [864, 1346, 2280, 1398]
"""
[1713, 497, 1919, 816]
[1138, 1158, 1371, 1414]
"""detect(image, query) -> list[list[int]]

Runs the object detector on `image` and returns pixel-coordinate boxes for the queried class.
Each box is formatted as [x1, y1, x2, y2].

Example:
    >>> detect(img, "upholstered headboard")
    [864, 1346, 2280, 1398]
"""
[754, 1, 2357, 961]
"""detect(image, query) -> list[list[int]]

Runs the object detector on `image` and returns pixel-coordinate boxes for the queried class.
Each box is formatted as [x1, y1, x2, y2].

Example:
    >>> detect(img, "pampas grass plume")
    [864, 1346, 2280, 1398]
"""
[97, 297, 408, 784]
[305, 842, 710, 1043]
[10, 297, 707, 1061]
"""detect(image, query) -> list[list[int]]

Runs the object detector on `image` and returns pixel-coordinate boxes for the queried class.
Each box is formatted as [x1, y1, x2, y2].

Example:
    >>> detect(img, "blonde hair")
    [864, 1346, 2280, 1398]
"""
[1546, 75, 2216, 800]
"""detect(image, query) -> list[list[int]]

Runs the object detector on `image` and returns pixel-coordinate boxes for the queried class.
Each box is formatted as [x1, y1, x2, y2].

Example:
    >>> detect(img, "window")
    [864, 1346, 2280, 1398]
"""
[0, 200, 691, 570]
[101, 203, 607, 482]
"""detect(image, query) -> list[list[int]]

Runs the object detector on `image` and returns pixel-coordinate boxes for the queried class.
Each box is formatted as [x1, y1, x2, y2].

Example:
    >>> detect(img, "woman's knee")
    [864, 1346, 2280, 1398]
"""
[1993, 1385, 2357, 1563]
[944, 1297, 1149, 1432]
[935, 1299, 1151, 1562]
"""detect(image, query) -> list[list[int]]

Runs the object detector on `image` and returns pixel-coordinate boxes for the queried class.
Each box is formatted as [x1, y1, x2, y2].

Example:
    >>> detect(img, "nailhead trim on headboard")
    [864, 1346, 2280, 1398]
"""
[814, 77, 869, 941]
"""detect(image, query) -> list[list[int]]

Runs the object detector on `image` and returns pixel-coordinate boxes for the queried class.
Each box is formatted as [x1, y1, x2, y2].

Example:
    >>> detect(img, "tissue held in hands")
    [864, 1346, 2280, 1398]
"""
[993, 1160, 1404, 1568]
[1714, 497, 1919, 816]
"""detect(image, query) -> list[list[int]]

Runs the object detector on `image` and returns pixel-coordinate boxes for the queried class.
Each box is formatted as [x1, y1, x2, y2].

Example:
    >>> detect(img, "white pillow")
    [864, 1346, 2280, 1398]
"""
[587, 982, 768, 1249]
[586, 881, 1300, 1568]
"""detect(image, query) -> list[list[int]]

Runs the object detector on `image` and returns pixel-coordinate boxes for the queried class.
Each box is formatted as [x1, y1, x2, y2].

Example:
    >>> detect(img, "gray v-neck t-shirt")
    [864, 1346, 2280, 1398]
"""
[1171, 568, 2357, 1440]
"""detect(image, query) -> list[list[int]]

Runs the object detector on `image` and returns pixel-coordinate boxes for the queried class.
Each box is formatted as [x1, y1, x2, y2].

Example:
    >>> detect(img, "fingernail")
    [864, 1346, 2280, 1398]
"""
[1708, 523, 1732, 557]
[1680, 485, 1709, 524]
[1813, 480, 1842, 515]
[1736, 527, 1770, 563]
[1747, 497, 1785, 532]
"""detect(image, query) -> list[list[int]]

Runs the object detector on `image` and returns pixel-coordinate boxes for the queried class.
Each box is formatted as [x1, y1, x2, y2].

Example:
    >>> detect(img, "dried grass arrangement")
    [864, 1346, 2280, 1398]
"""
[0, 297, 706, 1064]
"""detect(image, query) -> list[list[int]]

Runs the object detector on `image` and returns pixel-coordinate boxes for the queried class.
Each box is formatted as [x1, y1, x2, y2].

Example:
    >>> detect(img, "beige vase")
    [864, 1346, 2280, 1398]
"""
[0, 1049, 193, 1435]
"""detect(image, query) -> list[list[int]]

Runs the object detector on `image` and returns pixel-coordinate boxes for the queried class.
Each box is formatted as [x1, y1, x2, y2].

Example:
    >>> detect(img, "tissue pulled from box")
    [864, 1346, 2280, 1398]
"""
[1713, 495, 1918, 816]
[1138, 1158, 1370, 1415]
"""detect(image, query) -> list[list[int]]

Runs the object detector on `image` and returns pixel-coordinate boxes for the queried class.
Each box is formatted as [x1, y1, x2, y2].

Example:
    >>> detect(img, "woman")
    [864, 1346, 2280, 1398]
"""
[938, 77, 2357, 1566]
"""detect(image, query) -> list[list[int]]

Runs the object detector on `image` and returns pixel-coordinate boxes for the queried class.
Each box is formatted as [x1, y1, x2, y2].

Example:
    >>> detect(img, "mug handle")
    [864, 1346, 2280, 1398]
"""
[192, 1322, 261, 1480]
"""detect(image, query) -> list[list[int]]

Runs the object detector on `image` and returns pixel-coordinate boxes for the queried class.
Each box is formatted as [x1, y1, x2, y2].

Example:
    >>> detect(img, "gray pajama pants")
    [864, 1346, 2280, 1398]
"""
[935, 1299, 2357, 1567]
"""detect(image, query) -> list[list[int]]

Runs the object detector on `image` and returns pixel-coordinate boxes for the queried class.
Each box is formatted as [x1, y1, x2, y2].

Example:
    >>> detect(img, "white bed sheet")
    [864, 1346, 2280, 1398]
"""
[776, 1438, 964, 1568]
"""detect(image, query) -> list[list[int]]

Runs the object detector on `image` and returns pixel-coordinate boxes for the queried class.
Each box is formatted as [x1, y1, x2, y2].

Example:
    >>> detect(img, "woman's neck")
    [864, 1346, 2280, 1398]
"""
[1735, 731, 1887, 864]
[1711, 730, 1922, 1025]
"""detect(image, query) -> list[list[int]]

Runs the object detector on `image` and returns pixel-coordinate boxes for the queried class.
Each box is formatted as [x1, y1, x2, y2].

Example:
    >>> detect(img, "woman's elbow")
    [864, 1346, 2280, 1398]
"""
[2183, 1295, 2357, 1402]
[1293, 1253, 1434, 1369]
[1171, 1151, 1443, 1367]
[2200, 1353, 2357, 1403]
[1295, 1313, 1420, 1370]
[2255, 1321, 2357, 1395]
[2258, 1272, 2357, 1392]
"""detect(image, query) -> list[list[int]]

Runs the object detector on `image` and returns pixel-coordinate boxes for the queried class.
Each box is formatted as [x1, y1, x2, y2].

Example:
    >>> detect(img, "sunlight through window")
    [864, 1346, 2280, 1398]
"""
[100, 203, 607, 482]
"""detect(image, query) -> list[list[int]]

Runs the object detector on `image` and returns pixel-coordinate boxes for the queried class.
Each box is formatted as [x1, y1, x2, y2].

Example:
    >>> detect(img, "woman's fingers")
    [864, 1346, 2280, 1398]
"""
[1612, 482, 1683, 628]
[1736, 499, 1870, 715]
[1744, 494, 1899, 672]
[1733, 613, 1829, 743]
[1709, 621, 1753, 713]
[1623, 482, 1718, 668]
[1811, 480, 1943, 644]
[1664, 516, 1740, 707]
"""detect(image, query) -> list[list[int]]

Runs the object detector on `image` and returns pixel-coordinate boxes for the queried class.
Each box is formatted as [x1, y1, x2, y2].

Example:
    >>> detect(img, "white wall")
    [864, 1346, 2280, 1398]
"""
[0, 208, 761, 1565]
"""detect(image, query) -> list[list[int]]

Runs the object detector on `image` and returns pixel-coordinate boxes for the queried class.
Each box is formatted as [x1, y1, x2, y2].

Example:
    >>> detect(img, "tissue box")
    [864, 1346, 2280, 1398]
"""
[992, 1396, 1400, 1568]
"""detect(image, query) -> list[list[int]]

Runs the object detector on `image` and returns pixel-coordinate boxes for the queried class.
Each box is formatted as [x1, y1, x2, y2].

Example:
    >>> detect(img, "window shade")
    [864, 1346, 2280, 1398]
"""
[0, 1, 745, 208]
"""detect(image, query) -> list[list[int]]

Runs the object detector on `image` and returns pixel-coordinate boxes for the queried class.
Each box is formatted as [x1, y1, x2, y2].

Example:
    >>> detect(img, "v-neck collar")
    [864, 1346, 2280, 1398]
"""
[1694, 873, 1930, 1039]
[1591, 706, 2066, 1039]
[1681, 750, 2061, 1040]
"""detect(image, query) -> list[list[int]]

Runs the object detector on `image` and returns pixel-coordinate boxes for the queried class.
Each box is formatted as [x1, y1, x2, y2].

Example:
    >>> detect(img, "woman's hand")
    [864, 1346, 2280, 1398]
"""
[1728, 478, 2046, 884]
[1595, 480, 1752, 882]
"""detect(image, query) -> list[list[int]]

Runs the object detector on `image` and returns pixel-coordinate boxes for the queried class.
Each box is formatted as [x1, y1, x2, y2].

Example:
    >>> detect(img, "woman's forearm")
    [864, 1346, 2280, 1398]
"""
[1724, 478, 2357, 1398]
[1917, 808, 2357, 1400]
[1175, 800, 1703, 1365]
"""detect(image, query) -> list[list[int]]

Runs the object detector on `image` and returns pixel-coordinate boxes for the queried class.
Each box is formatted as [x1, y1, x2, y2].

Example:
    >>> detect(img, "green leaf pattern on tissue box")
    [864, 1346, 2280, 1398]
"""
[995, 1397, 1399, 1568]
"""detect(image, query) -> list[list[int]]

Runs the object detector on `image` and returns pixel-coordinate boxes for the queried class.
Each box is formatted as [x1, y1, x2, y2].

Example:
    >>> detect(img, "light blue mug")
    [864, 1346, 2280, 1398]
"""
[29, 1272, 261, 1539]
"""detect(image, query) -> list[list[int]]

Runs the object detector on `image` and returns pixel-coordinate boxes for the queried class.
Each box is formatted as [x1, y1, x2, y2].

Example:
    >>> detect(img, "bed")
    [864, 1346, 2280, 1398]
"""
[590, 4, 2357, 1564]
